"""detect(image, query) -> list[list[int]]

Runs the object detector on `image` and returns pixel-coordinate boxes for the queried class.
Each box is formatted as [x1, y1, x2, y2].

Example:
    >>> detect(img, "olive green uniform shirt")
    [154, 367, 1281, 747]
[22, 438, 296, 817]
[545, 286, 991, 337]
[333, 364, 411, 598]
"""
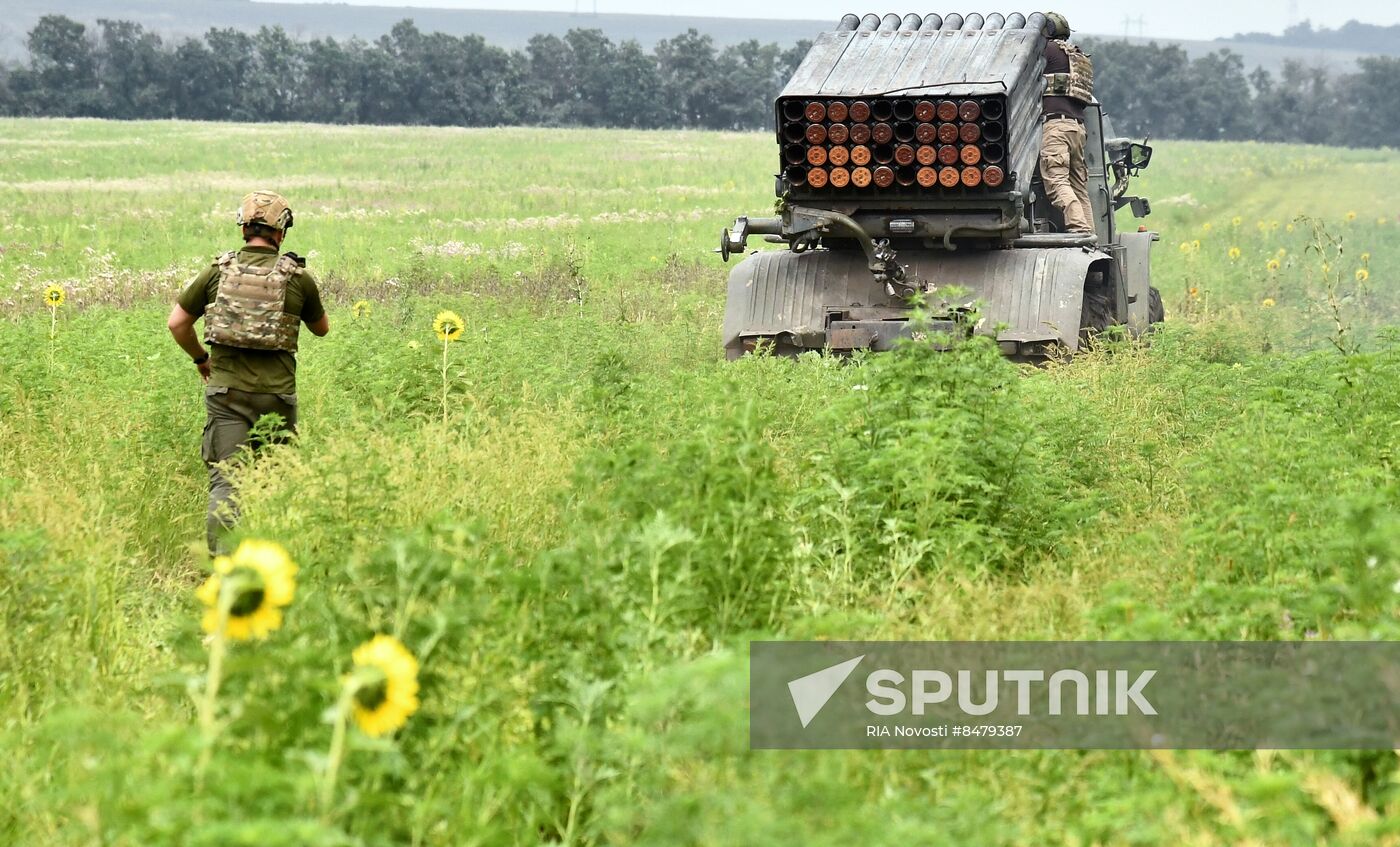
[177, 246, 325, 395]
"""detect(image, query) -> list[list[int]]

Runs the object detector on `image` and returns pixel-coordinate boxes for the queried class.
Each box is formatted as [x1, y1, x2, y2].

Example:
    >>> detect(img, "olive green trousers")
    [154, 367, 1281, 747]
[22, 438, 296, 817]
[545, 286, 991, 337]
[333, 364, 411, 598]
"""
[203, 386, 297, 554]
[1040, 118, 1093, 234]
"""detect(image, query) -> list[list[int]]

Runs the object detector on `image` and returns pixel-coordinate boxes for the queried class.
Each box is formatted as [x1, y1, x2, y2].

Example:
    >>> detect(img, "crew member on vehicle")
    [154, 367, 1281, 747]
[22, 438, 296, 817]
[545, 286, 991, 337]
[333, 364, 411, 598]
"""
[166, 191, 330, 554]
[1040, 12, 1095, 234]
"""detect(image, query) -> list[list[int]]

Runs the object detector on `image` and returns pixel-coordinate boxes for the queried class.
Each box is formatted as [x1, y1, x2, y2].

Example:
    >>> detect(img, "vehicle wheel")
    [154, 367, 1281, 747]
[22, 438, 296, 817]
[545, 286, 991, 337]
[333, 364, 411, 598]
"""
[1148, 286, 1165, 324]
[1078, 283, 1116, 345]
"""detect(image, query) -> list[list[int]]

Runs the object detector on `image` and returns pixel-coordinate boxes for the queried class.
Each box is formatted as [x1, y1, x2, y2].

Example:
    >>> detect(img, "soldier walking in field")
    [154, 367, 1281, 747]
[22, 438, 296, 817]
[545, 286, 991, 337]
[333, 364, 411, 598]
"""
[1040, 12, 1095, 234]
[166, 191, 329, 554]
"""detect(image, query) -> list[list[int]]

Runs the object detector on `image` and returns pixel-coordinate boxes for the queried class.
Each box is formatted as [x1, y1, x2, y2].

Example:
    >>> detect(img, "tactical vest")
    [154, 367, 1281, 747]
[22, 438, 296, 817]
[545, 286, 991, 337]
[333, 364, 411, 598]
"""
[1044, 41, 1094, 104]
[204, 252, 302, 352]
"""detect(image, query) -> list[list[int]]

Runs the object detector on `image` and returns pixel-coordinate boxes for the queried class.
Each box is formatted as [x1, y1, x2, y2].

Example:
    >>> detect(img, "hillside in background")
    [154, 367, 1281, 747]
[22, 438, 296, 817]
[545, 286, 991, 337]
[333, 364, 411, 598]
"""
[1229, 20, 1400, 55]
[0, 0, 1380, 75]
[0, 0, 826, 58]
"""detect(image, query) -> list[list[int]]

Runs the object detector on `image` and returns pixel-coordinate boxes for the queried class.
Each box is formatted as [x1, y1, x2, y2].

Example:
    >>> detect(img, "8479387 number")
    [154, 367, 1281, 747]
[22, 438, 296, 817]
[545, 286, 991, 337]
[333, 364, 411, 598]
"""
[951, 724, 1023, 738]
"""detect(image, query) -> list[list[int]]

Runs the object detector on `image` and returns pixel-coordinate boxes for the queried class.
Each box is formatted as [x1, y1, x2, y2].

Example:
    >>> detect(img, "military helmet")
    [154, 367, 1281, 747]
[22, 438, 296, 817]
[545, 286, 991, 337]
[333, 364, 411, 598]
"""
[236, 190, 294, 232]
[1045, 12, 1071, 39]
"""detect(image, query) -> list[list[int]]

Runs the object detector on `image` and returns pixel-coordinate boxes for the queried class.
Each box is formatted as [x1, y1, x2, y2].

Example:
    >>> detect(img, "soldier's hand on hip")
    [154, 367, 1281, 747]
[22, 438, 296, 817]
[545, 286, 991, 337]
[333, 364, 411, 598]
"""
[194, 355, 211, 383]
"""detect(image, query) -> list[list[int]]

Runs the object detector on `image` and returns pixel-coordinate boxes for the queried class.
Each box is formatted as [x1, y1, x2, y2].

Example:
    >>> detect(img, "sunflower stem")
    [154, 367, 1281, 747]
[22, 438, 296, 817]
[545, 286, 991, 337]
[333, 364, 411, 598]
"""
[441, 338, 450, 427]
[321, 671, 369, 814]
[194, 577, 239, 784]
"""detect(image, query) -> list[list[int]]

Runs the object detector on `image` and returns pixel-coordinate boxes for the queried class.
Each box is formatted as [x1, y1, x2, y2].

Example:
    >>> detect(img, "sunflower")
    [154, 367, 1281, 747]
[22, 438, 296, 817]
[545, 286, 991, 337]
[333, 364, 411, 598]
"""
[1266, 259, 1281, 272]
[1228, 247, 1242, 261]
[1262, 298, 1276, 308]
[1345, 211, 1358, 222]
[43, 284, 65, 308]
[1356, 268, 1370, 282]
[433, 310, 464, 343]
[349, 635, 420, 737]
[1231, 216, 1243, 228]
[196, 539, 298, 641]
[352, 299, 371, 319]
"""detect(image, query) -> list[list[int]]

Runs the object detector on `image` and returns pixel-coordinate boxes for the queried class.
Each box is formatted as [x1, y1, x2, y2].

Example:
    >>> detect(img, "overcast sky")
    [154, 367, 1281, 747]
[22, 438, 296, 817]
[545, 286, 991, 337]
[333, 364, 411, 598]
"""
[279, 1, 1400, 41]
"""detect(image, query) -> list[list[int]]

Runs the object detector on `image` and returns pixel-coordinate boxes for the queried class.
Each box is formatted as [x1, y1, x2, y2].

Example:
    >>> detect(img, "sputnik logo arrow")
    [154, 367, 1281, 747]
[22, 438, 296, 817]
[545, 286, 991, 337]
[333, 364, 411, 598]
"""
[787, 655, 865, 728]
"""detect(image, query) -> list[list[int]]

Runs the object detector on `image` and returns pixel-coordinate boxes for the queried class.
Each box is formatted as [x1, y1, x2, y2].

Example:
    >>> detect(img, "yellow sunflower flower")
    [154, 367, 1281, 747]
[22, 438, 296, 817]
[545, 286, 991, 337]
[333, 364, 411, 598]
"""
[1178, 242, 1193, 254]
[43, 284, 65, 308]
[352, 300, 371, 319]
[1188, 286, 1200, 299]
[1228, 247, 1242, 261]
[1201, 222, 1213, 233]
[1262, 298, 1276, 308]
[1276, 248, 1287, 258]
[1231, 216, 1243, 228]
[1266, 259, 1281, 272]
[433, 310, 465, 343]
[1345, 211, 1358, 222]
[1356, 268, 1370, 282]
[349, 635, 420, 737]
[196, 539, 298, 641]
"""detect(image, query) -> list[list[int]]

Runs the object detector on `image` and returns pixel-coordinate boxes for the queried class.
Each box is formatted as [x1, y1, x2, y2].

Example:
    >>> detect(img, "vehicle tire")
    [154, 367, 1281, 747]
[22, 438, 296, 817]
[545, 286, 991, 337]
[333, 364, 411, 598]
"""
[1078, 283, 1116, 345]
[1148, 286, 1165, 324]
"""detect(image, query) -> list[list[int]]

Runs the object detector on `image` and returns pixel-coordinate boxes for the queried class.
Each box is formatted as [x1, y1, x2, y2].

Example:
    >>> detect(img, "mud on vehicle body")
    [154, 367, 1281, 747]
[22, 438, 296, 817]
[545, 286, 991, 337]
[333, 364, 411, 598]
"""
[719, 12, 1161, 360]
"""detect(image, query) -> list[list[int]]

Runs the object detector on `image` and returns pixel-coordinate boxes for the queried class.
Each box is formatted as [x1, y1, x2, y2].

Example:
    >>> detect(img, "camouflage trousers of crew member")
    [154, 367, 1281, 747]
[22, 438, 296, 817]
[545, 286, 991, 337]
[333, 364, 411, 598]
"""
[1040, 118, 1094, 234]
[203, 386, 298, 555]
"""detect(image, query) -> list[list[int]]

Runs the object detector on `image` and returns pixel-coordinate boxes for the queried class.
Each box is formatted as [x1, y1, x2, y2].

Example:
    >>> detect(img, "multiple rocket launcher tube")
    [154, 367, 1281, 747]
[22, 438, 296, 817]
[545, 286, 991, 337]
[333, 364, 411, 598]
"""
[779, 12, 1051, 195]
[780, 95, 1009, 192]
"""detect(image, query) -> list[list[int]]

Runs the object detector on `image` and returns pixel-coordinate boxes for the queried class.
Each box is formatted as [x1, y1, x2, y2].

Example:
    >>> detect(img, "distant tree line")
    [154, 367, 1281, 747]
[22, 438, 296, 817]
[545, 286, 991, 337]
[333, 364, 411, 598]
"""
[0, 15, 807, 130]
[1084, 38, 1400, 149]
[3, 14, 1400, 148]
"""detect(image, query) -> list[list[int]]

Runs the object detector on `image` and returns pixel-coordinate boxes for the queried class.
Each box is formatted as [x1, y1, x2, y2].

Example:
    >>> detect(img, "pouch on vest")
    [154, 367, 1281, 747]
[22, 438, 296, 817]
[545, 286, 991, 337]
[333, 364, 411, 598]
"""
[204, 252, 302, 352]
[1044, 42, 1095, 104]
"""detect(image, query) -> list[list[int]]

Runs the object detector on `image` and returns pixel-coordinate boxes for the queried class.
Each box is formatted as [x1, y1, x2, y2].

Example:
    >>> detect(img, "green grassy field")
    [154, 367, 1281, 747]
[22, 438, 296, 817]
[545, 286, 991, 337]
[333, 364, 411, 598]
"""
[1, 119, 1398, 846]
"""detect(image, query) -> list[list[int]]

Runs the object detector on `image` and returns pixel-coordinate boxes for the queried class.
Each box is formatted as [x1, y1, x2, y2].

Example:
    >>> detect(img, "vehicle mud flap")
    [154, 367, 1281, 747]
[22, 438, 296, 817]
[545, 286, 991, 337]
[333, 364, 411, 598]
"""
[1117, 230, 1156, 332]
